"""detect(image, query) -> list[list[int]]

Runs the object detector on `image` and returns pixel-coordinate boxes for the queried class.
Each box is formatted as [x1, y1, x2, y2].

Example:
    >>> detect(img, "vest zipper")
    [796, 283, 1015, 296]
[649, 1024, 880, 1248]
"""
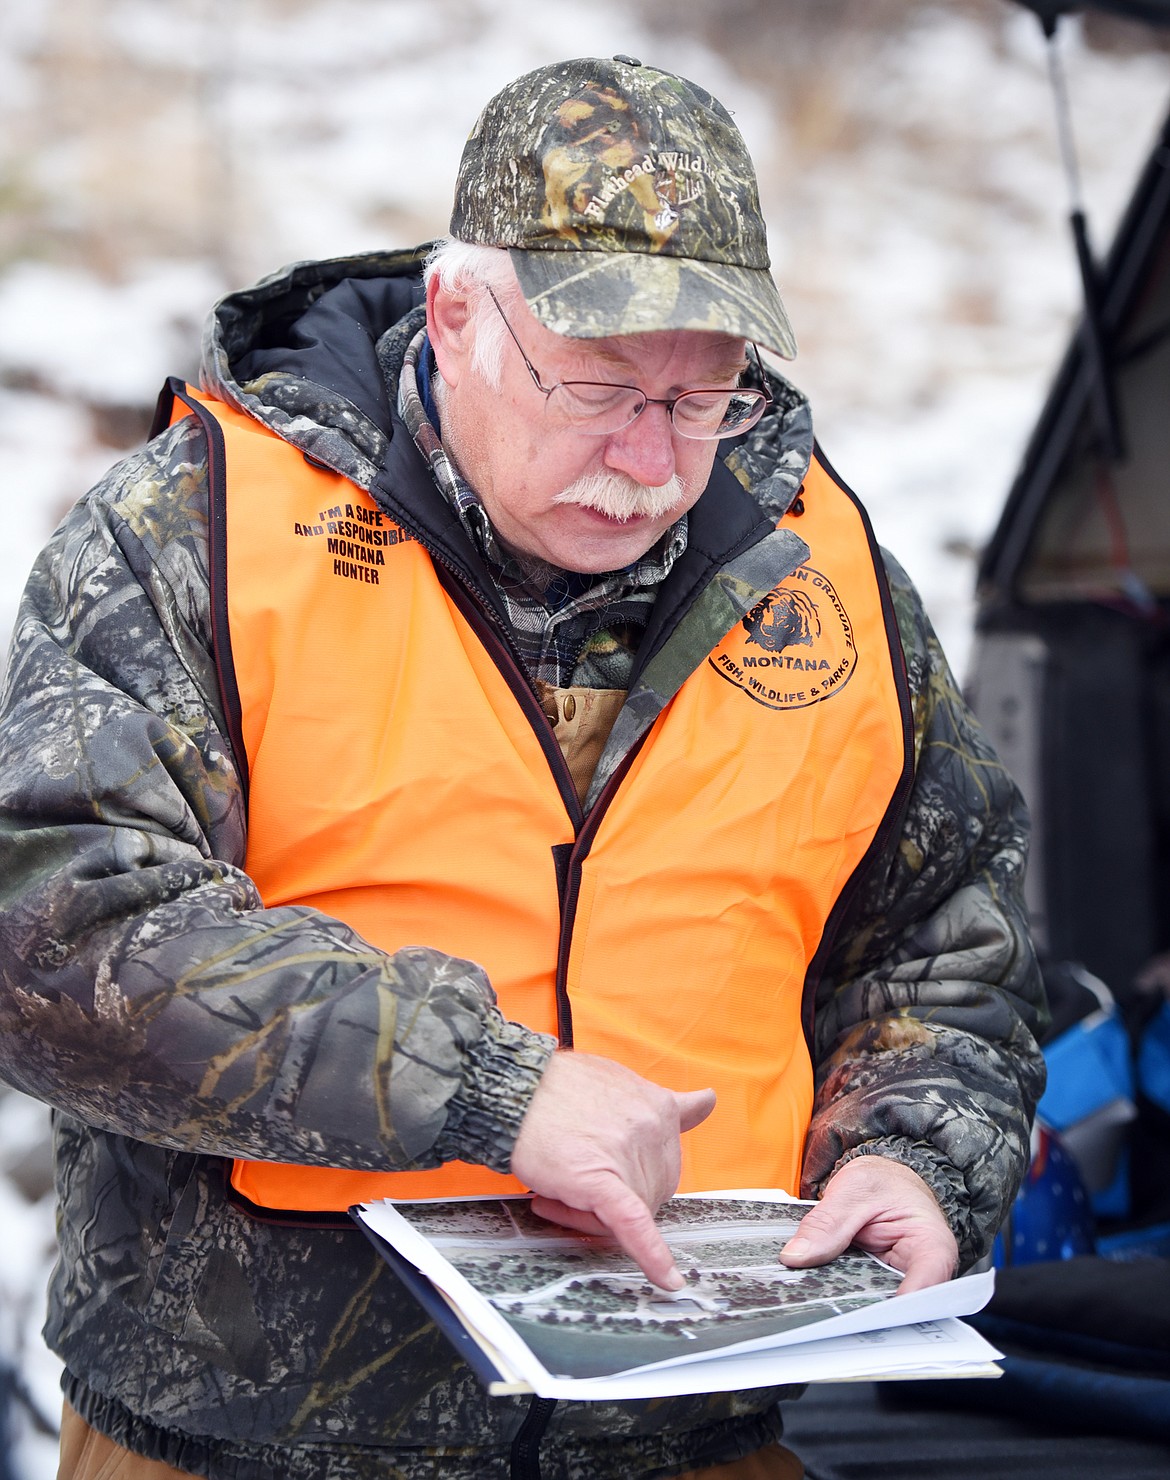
[434, 563, 649, 1049]
[551, 731, 652, 1046]
[373, 491, 650, 1048]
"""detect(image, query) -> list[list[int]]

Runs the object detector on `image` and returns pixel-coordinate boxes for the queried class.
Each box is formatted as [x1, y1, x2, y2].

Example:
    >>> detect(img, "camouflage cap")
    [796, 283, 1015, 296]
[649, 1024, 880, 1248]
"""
[450, 56, 796, 358]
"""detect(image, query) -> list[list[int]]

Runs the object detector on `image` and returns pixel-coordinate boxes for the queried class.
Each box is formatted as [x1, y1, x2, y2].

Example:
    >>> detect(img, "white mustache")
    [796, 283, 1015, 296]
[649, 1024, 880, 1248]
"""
[552, 470, 684, 522]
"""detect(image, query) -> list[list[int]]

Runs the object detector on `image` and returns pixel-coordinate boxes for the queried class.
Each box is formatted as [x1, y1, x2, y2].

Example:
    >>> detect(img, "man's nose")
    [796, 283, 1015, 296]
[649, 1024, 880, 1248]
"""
[602, 403, 677, 489]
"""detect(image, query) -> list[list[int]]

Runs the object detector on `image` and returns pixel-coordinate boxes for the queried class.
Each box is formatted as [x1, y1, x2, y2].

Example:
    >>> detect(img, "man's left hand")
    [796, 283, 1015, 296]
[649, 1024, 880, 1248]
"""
[778, 1155, 959, 1293]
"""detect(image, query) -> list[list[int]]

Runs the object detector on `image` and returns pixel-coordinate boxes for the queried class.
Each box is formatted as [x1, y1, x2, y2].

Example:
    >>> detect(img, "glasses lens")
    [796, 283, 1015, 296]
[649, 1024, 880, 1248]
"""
[547, 382, 645, 434]
[671, 391, 733, 436]
[672, 389, 767, 440]
[542, 382, 769, 439]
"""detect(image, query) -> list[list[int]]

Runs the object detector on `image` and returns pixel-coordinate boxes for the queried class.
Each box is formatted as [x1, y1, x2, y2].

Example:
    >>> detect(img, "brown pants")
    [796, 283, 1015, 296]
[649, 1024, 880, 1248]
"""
[58, 1405, 198, 1480]
[59, 1403, 802, 1479]
[678, 1444, 804, 1479]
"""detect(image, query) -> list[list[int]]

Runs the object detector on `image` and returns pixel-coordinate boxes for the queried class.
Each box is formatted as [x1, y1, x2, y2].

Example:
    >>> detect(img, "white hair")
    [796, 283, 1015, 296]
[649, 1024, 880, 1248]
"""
[423, 238, 520, 391]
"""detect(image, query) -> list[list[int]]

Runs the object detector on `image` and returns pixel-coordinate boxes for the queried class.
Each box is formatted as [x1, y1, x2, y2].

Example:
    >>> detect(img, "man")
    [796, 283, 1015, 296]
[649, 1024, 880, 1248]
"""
[0, 56, 1045, 1480]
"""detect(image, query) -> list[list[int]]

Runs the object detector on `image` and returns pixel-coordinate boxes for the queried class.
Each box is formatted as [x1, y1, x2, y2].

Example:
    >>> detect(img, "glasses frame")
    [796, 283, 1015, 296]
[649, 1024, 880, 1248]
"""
[484, 285, 771, 441]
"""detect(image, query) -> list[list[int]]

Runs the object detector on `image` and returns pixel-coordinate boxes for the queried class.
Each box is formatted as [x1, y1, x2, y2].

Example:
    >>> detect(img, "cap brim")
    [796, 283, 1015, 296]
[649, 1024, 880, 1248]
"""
[508, 248, 797, 360]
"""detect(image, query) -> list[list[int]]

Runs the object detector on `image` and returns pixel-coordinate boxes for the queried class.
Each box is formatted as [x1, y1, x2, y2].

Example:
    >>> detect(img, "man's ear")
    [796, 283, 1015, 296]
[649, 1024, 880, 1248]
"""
[426, 275, 474, 391]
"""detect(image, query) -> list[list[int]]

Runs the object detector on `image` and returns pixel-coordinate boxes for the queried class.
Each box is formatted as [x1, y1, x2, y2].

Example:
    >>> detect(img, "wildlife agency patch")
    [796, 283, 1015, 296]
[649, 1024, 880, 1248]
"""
[708, 566, 856, 710]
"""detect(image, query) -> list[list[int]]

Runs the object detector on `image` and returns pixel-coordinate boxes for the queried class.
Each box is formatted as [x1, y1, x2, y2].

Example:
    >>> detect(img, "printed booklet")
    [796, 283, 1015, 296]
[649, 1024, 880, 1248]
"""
[353, 1190, 1002, 1401]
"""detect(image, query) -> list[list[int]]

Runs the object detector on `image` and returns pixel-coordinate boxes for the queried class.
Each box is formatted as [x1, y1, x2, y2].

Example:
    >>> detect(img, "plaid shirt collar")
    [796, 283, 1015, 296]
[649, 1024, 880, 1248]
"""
[397, 326, 686, 687]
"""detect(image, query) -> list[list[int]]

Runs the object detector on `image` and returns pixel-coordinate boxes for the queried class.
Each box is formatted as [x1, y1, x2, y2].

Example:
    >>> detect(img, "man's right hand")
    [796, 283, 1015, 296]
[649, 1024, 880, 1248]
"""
[510, 1050, 716, 1291]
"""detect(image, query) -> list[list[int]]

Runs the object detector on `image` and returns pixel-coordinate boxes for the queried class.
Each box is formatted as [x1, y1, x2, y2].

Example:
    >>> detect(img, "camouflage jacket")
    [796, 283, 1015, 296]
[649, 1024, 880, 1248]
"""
[0, 248, 1046, 1480]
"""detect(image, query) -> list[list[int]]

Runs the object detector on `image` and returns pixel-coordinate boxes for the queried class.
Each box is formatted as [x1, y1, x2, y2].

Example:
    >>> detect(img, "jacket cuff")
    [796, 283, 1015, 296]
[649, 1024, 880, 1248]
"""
[432, 1011, 557, 1173]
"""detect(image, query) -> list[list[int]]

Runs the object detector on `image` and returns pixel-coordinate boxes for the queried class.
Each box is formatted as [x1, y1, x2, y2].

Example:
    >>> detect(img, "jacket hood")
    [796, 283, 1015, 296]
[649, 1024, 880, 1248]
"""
[201, 247, 429, 491]
[200, 245, 813, 515]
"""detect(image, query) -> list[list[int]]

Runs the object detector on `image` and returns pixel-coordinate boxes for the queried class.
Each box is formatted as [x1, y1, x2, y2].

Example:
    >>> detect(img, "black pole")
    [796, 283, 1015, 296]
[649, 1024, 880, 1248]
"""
[1040, 10, 1126, 460]
[1070, 207, 1125, 459]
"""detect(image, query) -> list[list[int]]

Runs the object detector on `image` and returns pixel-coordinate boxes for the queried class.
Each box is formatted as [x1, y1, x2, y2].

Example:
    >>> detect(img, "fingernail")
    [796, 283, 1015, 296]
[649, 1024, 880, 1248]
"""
[782, 1235, 810, 1258]
[663, 1266, 685, 1291]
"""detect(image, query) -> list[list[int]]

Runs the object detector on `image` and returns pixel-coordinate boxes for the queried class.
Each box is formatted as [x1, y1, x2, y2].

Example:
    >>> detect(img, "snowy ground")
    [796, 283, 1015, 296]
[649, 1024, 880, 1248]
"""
[1, 2, 1168, 1476]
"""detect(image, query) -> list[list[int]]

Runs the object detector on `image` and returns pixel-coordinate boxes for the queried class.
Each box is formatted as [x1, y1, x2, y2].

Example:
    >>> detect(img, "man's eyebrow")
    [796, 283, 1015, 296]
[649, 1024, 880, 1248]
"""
[708, 352, 752, 383]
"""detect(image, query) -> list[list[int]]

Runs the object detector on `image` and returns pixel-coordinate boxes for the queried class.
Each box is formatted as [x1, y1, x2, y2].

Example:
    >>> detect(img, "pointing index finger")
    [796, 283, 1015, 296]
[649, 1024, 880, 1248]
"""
[595, 1177, 685, 1290]
[532, 1178, 684, 1290]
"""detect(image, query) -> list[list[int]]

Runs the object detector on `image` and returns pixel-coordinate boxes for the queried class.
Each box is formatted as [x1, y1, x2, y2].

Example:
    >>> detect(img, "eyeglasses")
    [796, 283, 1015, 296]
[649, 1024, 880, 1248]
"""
[485, 286, 771, 441]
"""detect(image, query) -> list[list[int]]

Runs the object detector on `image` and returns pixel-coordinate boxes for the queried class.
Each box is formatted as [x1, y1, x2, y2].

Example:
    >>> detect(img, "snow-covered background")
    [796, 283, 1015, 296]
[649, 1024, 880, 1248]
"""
[1, 1, 1167, 1474]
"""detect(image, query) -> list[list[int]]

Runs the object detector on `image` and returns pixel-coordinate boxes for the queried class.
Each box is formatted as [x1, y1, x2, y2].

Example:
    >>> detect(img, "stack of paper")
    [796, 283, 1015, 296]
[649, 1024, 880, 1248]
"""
[354, 1189, 1002, 1400]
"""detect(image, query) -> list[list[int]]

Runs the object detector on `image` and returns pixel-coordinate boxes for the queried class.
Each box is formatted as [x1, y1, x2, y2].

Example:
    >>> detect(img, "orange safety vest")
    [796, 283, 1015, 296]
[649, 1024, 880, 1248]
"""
[167, 381, 911, 1218]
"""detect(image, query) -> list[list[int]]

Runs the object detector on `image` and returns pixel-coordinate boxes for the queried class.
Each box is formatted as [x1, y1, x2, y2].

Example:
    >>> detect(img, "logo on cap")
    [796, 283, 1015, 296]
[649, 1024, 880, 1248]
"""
[536, 84, 714, 250]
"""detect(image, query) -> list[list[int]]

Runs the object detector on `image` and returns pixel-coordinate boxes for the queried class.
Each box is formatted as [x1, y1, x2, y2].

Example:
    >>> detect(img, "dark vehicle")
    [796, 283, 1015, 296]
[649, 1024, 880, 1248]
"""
[788, 3, 1170, 1475]
[971, 0, 1170, 1014]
